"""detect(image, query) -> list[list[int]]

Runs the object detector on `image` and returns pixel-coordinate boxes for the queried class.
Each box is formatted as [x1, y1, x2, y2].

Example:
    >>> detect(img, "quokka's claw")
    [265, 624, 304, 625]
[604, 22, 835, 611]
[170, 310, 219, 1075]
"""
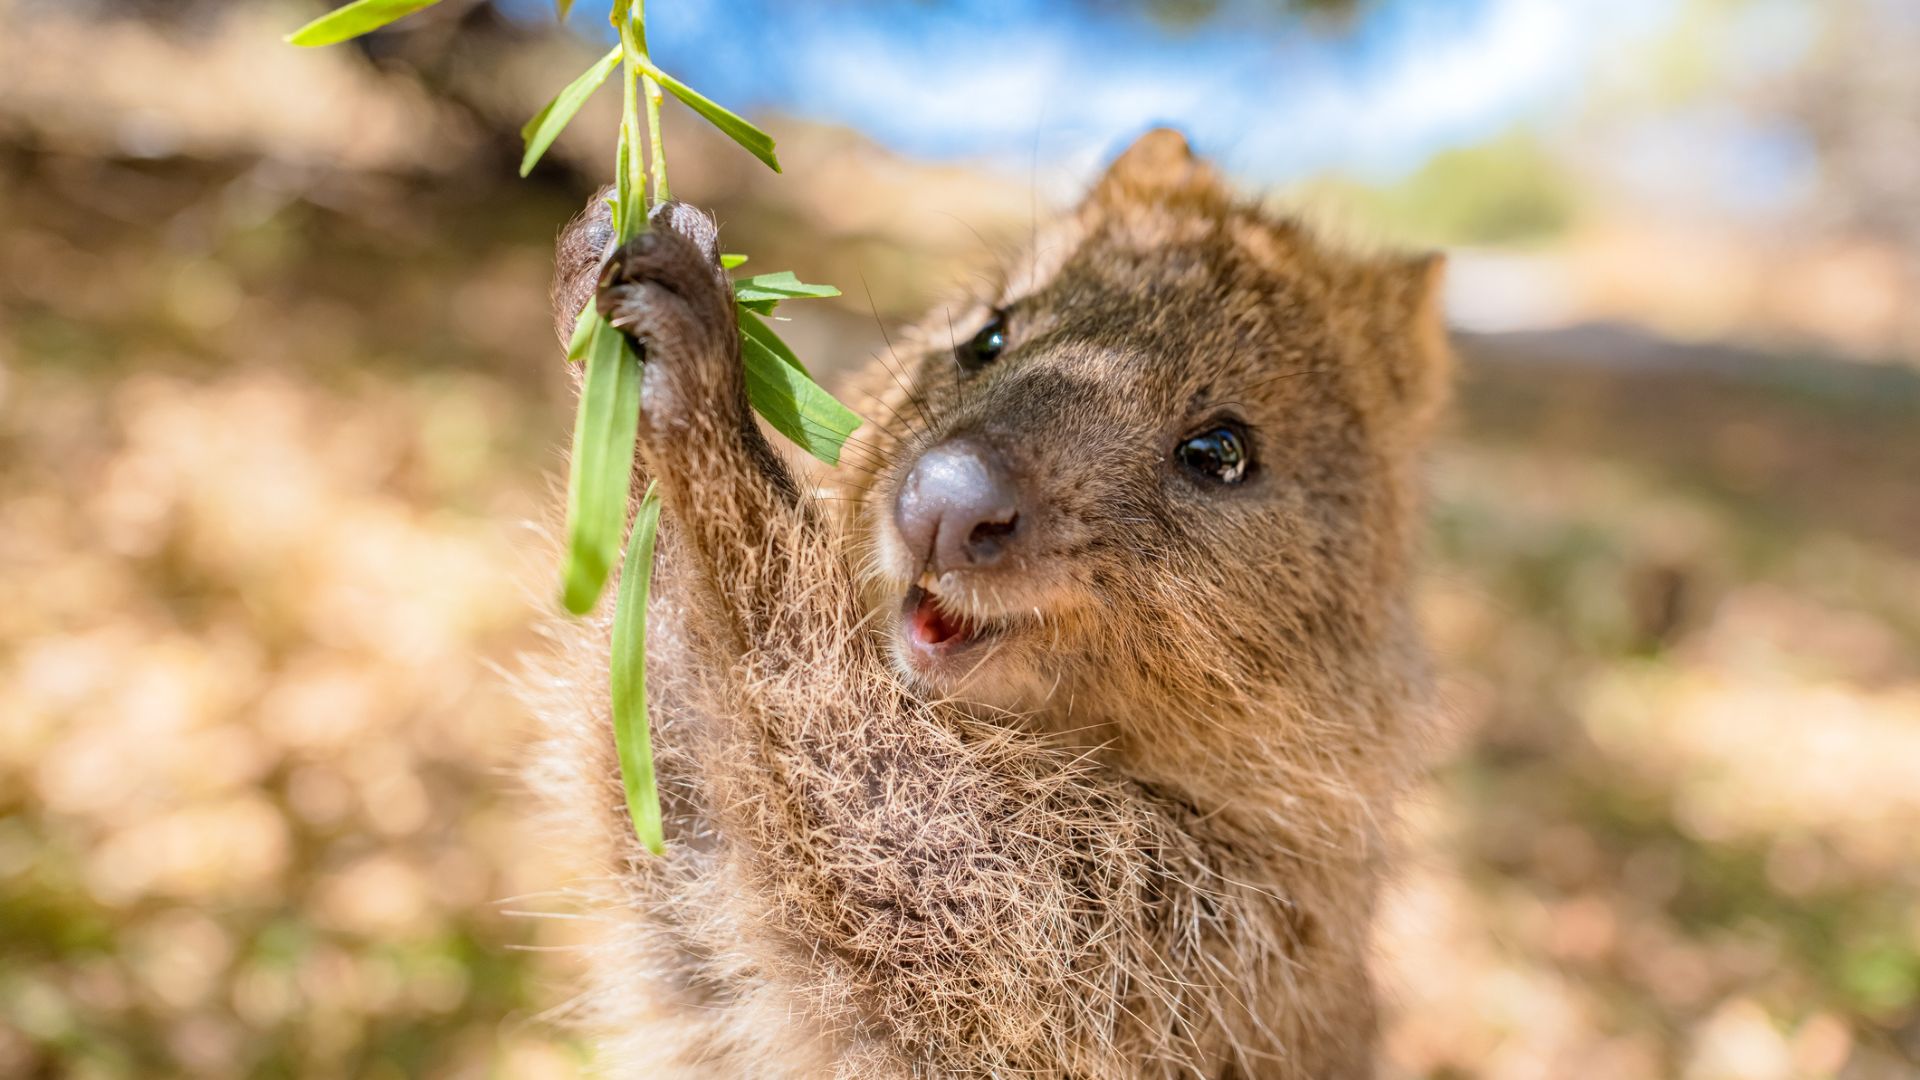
[649, 200, 722, 265]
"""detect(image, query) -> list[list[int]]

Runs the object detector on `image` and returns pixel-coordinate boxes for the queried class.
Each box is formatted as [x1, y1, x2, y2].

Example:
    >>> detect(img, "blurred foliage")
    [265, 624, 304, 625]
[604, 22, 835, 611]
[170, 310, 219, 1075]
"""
[1099, 0, 1368, 29]
[1312, 130, 1579, 247]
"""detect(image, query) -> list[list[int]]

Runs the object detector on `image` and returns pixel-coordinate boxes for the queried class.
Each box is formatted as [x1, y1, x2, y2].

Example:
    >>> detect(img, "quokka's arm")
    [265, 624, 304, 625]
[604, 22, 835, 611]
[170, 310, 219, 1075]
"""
[595, 205, 1220, 1069]
[594, 201, 817, 653]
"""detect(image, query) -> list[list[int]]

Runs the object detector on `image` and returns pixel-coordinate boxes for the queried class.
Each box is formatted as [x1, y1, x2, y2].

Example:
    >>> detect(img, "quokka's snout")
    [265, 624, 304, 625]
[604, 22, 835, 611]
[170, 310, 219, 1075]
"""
[892, 437, 1025, 578]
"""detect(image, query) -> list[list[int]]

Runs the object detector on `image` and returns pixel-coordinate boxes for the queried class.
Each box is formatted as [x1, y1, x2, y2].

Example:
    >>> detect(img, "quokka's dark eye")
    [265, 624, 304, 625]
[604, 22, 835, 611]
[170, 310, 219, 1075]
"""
[957, 311, 1008, 371]
[1175, 425, 1251, 485]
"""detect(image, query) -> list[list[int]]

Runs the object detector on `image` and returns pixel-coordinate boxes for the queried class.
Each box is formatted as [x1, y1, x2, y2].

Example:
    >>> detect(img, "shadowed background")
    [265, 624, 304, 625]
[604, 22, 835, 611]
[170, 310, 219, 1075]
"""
[2, 0, 1918, 1076]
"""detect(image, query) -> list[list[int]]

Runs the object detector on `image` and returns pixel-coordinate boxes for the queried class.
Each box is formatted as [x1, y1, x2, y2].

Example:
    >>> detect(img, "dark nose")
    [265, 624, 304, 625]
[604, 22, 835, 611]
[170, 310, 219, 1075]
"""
[894, 439, 1022, 575]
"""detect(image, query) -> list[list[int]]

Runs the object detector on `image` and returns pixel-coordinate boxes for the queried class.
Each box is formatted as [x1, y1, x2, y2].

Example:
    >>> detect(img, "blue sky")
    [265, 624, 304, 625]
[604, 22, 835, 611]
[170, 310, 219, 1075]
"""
[497, 0, 1679, 184]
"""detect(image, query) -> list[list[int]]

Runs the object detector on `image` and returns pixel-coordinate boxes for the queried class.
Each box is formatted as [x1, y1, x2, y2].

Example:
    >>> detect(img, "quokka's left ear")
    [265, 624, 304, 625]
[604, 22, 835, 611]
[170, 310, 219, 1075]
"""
[1086, 127, 1225, 207]
[1349, 250, 1452, 441]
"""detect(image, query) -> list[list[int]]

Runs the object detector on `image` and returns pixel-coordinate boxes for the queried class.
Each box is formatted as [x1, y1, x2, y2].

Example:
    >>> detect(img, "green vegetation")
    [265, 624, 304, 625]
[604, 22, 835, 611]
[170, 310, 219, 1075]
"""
[1314, 130, 1579, 246]
[290, 0, 861, 853]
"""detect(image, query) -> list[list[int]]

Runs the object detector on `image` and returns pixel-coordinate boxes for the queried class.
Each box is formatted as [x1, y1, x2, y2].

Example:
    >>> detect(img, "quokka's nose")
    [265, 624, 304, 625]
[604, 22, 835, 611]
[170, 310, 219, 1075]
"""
[894, 439, 1022, 575]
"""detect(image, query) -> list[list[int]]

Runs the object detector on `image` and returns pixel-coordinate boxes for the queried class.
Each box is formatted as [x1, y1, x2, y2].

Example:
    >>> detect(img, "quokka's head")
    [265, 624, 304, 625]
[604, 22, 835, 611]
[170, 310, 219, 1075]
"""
[852, 129, 1451, 718]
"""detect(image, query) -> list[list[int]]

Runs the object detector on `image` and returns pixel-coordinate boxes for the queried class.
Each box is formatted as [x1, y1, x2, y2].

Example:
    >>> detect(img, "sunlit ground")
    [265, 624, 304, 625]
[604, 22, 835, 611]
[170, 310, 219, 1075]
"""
[0, 149, 592, 1078]
[3, 3, 1919, 1075]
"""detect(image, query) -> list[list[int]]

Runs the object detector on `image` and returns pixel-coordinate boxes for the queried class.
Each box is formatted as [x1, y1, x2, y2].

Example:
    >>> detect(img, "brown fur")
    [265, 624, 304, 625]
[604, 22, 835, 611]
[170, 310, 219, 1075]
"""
[524, 129, 1449, 1078]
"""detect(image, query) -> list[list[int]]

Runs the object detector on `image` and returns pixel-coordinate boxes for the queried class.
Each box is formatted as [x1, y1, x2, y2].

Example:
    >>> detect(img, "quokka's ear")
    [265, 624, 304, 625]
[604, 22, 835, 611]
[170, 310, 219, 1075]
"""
[1350, 251, 1452, 441]
[1086, 127, 1224, 207]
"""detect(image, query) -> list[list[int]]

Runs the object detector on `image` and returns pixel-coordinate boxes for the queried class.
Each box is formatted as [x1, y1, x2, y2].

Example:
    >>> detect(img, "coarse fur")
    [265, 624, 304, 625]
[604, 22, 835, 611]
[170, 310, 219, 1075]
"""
[523, 129, 1450, 1078]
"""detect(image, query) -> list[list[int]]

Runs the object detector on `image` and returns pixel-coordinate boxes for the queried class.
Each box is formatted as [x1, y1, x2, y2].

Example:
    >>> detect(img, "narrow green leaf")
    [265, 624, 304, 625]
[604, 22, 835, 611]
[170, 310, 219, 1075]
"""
[285, 0, 443, 46]
[560, 317, 642, 614]
[566, 302, 596, 362]
[737, 298, 779, 317]
[554, 0, 574, 20]
[610, 480, 665, 855]
[519, 45, 623, 178]
[737, 307, 809, 376]
[720, 253, 749, 270]
[733, 270, 840, 307]
[609, 142, 628, 239]
[741, 327, 863, 465]
[612, 125, 646, 244]
[635, 58, 781, 173]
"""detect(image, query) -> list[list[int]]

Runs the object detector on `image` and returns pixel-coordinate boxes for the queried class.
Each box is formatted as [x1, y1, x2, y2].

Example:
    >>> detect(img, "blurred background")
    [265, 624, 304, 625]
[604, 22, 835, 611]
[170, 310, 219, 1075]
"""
[2, 0, 1917, 1076]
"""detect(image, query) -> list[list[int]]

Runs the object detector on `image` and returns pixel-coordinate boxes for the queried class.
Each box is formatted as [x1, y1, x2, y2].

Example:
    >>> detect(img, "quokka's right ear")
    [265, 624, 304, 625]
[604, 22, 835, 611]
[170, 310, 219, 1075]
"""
[551, 185, 615, 346]
[1349, 251, 1452, 443]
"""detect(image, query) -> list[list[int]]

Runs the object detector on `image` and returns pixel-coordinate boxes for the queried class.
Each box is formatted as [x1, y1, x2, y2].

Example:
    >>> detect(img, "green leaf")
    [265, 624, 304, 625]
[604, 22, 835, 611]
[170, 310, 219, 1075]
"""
[609, 135, 629, 240]
[737, 298, 779, 316]
[554, 0, 574, 20]
[519, 45, 623, 178]
[566, 302, 597, 362]
[720, 253, 749, 270]
[610, 480, 665, 855]
[635, 58, 781, 173]
[733, 270, 841, 308]
[560, 316, 642, 614]
[737, 308, 809, 376]
[741, 324, 863, 465]
[285, 0, 443, 46]
[612, 125, 646, 244]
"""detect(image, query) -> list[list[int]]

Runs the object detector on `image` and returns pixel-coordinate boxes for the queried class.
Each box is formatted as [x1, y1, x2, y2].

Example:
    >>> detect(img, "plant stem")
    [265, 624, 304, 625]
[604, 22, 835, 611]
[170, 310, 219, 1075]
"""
[614, 2, 648, 240]
[634, 0, 670, 203]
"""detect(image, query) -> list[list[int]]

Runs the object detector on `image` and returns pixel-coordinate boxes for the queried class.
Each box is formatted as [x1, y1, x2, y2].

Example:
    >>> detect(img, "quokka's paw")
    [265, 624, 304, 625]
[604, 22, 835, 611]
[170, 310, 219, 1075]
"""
[595, 201, 735, 368]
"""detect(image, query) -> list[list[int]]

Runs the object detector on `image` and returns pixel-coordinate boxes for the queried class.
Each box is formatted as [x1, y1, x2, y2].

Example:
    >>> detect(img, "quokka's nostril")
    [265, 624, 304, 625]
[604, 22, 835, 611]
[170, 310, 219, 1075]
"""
[965, 514, 1019, 558]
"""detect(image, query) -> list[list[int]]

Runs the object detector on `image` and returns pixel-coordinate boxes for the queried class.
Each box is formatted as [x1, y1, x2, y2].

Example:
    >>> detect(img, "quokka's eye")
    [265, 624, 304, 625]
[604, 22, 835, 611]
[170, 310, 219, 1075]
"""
[957, 311, 1008, 371]
[1175, 425, 1251, 485]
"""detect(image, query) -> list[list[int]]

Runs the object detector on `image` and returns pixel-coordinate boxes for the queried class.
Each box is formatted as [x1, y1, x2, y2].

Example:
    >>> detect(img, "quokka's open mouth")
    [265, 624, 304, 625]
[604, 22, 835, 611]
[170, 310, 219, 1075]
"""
[901, 583, 1008, 665]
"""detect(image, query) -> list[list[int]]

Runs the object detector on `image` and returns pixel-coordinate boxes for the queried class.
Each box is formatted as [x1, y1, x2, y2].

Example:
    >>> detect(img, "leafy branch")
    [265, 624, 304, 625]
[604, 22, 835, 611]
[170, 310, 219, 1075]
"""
[289, 0, 863, 854]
